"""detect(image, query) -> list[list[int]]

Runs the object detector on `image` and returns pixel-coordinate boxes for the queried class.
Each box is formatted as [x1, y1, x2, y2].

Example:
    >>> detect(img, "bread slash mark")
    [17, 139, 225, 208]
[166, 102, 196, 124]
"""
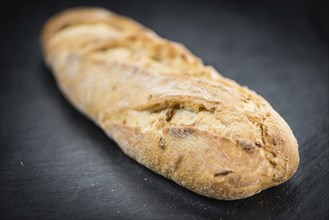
[238, 140, 256, 153]
[255, 141, 262, 147]
[214, 170, 233, 177]
[165, 108, 174, 122]
[167, 127, 195, 138]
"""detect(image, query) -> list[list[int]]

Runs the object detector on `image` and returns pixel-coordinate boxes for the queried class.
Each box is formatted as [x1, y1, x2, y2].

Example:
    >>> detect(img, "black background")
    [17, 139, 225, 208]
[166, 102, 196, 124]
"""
[1, 1, 328, 219]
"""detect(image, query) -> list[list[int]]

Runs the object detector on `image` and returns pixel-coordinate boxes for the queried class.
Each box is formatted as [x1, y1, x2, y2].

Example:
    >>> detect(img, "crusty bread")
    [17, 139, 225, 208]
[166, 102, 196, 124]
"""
[41, 7, 299, 200]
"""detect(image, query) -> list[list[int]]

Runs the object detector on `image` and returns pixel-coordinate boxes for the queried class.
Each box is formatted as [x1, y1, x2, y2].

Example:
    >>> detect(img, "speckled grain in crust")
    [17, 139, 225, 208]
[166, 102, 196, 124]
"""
[41, 7, 299, 200]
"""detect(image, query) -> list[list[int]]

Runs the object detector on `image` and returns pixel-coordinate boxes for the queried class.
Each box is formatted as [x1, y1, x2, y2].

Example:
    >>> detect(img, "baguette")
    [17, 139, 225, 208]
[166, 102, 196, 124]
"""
[41, 7, 299, 200]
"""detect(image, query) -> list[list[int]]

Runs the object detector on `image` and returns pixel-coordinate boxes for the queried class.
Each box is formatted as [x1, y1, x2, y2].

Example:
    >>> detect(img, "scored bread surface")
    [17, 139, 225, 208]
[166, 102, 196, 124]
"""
[42, 7, 299, 200]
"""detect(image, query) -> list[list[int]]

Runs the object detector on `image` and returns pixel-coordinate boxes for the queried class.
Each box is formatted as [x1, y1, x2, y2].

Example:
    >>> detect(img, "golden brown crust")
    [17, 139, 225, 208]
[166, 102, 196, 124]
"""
[41, 7, 299, 200]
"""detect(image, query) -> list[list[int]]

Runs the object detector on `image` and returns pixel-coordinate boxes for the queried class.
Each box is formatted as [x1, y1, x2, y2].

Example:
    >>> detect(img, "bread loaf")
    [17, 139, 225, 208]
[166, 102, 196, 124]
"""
[41, 7, 299, 200]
